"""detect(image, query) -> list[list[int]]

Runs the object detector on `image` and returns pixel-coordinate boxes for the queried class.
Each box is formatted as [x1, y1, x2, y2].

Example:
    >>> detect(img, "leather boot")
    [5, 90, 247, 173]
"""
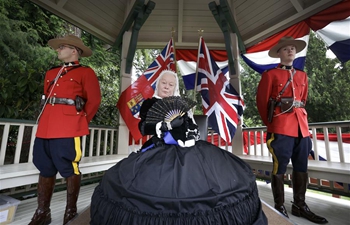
[63, 174, 81, 225]
[28, 175, 56, 225]
[271, 174, 289, 218]
[291, 171, 328, 224]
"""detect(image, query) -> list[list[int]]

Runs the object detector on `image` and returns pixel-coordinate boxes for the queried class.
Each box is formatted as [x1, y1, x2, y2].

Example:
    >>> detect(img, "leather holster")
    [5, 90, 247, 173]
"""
[75, 96, 86, 112]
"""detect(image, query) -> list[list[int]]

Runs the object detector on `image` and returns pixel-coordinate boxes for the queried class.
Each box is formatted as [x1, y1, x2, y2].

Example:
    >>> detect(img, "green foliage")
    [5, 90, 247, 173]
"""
[0, 0, 121, 126]
[240, 60, 264, 127]
[304, 32, 350, 122]
[0, 0, 62, 119]
[133, 49, 160, 76]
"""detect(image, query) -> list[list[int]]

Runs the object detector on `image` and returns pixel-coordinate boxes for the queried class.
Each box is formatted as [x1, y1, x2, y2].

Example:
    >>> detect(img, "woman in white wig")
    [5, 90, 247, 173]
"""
[138, 70, 198, 150]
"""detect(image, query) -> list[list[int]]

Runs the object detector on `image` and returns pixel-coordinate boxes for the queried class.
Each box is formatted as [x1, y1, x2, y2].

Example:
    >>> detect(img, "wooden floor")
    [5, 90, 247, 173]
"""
[8, 181, 350, 225]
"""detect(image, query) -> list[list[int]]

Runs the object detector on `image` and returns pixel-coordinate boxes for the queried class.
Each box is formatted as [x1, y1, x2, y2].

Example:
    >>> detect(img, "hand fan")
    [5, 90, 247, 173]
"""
[146, 96, 196, 124]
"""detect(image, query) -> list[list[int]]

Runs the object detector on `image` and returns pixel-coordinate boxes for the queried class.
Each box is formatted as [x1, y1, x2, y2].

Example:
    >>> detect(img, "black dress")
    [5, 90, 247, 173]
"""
[137, 97, 198, 150]
[90, 98, 267, 225]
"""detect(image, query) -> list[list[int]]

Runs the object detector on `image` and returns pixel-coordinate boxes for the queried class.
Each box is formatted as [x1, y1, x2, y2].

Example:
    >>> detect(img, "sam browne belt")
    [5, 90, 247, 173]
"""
[48, 97, 75, 105]
[275, 100, 305, 108]
[47, 96, 85, 112]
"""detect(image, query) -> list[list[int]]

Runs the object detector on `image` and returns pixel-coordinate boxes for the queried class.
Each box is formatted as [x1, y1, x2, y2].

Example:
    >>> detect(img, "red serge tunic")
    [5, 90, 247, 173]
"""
[36, 64, 101, 138]
[256, 67, 309, 138]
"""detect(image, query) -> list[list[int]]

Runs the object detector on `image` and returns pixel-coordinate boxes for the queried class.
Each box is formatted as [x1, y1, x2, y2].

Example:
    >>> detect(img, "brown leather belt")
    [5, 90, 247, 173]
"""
[48, 97, 75, 105]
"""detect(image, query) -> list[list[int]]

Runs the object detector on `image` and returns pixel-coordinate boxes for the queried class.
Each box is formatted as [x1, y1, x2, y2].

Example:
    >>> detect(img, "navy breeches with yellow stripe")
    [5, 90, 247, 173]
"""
[33, 137, 82, 177]
[266, 132, 312, 175]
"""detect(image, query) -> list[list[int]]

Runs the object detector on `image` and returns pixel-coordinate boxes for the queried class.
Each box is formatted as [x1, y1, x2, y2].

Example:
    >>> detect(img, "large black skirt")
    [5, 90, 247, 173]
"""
[90, 140, 267, 225]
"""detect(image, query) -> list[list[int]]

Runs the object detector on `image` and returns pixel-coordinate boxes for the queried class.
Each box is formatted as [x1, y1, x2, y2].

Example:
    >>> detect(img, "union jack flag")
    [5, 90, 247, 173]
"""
[197, 37, 245, 143]
[117, 38, 175, 141]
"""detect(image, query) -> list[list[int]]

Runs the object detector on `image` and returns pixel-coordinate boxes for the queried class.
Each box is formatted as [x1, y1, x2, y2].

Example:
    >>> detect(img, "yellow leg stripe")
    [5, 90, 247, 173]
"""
[267, 133, 279, 175]
[73, 137, 82, 175]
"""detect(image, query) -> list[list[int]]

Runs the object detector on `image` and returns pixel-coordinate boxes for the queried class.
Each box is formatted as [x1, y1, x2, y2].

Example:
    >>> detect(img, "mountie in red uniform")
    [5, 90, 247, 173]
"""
[256, 65, 309, 138]
[255, 36, 328, 224]
[29, 35, 102, 225]
[36, 62, 101, 139]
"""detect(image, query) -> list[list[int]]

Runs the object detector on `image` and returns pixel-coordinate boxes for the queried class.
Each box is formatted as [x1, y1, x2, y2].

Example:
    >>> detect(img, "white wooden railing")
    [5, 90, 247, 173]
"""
[1, 118, 349, 196]
[242, 121, 350, 196]
[0, 118, 127, 195]
[244, 121, 350, 162]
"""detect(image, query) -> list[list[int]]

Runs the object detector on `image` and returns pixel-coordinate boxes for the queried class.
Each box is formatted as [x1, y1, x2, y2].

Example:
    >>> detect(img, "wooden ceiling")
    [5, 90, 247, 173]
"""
[30, 0, 341, 50]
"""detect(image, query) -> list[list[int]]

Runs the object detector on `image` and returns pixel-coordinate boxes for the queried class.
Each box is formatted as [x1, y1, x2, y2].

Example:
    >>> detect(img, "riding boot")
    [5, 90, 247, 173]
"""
[63, 174, 81, 225]
[291, 171, 328, 224]
[28, 175, 56, 225]
[271, 174, 289, 218]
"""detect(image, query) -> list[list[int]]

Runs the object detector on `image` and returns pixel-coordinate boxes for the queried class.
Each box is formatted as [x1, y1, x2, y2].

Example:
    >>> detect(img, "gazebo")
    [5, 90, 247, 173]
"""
[29, 0, 342, 153]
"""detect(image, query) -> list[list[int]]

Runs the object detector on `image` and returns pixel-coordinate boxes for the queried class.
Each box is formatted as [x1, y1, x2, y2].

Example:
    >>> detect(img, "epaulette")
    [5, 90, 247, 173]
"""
[79, 64, 90, 68]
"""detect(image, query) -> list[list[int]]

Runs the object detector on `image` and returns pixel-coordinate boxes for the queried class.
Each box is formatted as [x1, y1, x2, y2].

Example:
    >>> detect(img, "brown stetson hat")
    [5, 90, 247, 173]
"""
[268, 36, 306, 58]
[48, 35, 92, 57]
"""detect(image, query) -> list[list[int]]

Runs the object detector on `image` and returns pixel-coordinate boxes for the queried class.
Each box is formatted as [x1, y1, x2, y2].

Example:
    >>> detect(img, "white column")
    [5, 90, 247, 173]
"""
[117, 31, 132, 155]
[229, 33, 244, 156]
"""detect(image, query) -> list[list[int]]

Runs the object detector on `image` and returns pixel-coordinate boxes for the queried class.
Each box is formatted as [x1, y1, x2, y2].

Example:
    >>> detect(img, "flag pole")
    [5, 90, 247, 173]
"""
[192, 29, 203, 109]
[171, 27, 177, 72]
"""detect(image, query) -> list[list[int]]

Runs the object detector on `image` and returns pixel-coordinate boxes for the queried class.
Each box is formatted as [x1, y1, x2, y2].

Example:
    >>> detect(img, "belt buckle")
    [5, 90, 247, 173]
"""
[67, 99, 75, 105]
[294, 101, 301, 108]
[49, 97, 55, 104]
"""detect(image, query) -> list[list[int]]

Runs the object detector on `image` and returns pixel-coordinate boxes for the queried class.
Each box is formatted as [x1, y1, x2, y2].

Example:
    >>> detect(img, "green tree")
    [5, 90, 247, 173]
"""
[304, 32, 350, 122]
[0, 0, 64, 119]
[240, 62, 263, 127]
[0, 0, 121, 126]
[133, 49, 160, 76]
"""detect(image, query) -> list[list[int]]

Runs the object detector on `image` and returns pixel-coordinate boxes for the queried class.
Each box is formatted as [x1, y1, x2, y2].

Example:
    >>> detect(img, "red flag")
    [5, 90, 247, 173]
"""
[116, 38, 175, 141]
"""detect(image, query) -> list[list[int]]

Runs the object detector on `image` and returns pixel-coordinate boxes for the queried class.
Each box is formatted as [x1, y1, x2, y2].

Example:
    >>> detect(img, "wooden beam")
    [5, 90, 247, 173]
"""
[125, 1, 156, 73]
[113, 0, 145, 50]
[30, 0, 115, 43]
[209, 1, 236, 75]
[289, 0, 304, 12]
[177, 0, 184, 43]
[56, 0, 68, 8]
[219, 0, 246, 53]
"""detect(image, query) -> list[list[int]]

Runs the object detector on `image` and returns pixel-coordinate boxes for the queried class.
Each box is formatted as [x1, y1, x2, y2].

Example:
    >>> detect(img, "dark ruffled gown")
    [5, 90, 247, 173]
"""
[90, 140, 267, 225]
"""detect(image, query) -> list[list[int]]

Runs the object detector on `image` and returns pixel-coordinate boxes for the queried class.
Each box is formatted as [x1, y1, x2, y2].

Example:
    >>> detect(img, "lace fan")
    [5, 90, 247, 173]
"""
[146, 96, 196, 124]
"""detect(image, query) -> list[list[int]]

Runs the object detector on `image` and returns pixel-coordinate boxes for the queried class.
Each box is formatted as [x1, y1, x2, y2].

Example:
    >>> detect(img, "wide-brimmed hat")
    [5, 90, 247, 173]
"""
[268, 36, 306, 58]
[48, 35, 92, 57]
